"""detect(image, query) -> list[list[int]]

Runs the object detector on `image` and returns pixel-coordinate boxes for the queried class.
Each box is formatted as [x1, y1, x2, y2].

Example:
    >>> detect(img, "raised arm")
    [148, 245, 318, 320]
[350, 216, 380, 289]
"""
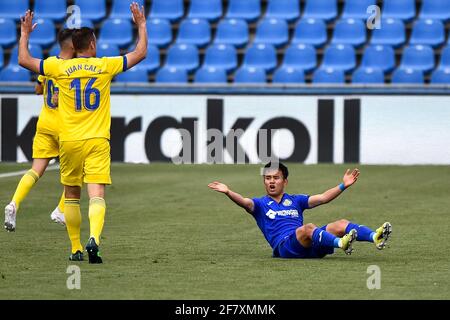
[18, 10, 42, 74]
[125, 2, 147, 69]
[208, 181, 255, 214]
[308, 168, 360, 209]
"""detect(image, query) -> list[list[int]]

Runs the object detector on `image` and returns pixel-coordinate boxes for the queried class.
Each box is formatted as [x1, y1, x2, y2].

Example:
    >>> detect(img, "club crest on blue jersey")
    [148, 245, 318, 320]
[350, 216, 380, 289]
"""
[282, 199, 292, 206]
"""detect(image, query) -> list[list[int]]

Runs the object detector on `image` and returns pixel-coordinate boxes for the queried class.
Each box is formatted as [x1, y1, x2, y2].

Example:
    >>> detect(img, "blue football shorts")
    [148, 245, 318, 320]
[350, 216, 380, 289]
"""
[273, 225, 335, 259]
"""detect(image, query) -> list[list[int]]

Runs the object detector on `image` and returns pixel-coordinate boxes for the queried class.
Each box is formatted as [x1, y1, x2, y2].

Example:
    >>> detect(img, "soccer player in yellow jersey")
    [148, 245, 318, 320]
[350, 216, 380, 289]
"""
[4, 29, 75, 232]
[18, 3, 147, 263]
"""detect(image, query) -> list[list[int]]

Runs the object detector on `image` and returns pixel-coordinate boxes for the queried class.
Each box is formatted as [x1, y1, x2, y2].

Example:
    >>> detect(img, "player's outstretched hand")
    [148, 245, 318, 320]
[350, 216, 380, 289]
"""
[342, 168, 360, 188]
[130, 2, 146, 27]
[21, 10, 37, 36]
[208, 181, 229, 194]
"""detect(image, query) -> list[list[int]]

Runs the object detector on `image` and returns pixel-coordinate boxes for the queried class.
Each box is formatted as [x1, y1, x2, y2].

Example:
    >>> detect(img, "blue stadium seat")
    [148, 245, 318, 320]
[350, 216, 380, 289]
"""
[96, 43, 120, 58]
[352, 67, 385, 84]
[331, 18, 366, 47]
[111, 0, 145, 20]
[0, 66, 30, 82]
[342, 0, 377, 20]
[410, 19, 445, 48]
[64, 18, 94, 29]
[439, 45, 450, 69]
[292, 18, 327, 48]
[234, 67, 266, 83]
[115, 67, 149, 83]
[254, 18, 289, 48]
[361, 45, 395, 73]
[420, 0, 450, 22]
[265, 0, 300, 23]
[321, 44, 356, 73]
[98, 19, 133, 49]
[0, 47, 3, 69]
[188, 0, 222, 22]
[370, 18, 405, 48]
[0, 18, 16, 48]
[203, 44, 237, 74]
[49, 43, 60, 57]
[214, 19, 249, 48]
[155, 67, 188, 83]
[131, 44, 160, 74]
[282, 44, 316, 73]
[74, 0, 106, 23]
[312, 68, 345, 84]
[226, 0, 261, 23]
[147, 19, 172, 48]
[400, 45, 435, 73]
[34, 0, 67, 22]
[166, 44, 199, 73]
[149, 0, 183, 22]
[0, 0, 28, 20]
[176, 18, 211, 48]
[194, 67, 228, 83]
[382, 0, 416, 22]
[8, 45, 43, 66]
[272, 67, 305, 84]
[29, 19, 56, 49]
[431, 68, 450, 84]
[242, 43, 277, 72]
[302, 0, 338, 22]
[391, 68, 424, 84]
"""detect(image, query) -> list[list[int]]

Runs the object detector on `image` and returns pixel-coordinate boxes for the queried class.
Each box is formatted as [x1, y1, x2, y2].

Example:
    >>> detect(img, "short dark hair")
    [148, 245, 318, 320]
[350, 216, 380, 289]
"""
[72, 27, 95, 52]
[57, 28, 74, 46]
[263, 162, 289, 179]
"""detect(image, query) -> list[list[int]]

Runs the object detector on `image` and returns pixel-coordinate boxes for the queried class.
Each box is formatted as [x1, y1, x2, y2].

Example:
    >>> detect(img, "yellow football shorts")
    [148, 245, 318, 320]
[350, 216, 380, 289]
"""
[59, 138, 111, 187]
[32, 131, 59, 159]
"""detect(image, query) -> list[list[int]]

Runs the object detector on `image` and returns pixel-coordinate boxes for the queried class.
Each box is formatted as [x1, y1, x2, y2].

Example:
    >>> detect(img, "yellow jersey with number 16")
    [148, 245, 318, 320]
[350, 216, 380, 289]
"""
[41, 56, 126, 142]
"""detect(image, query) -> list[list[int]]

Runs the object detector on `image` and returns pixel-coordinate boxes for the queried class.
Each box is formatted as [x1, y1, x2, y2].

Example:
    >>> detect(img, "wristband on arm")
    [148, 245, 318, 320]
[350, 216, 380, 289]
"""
[338, 183, 346, 191]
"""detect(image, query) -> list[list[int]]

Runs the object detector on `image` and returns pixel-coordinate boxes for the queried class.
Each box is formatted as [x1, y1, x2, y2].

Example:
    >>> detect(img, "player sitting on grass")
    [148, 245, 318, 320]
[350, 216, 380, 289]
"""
[4, 29, 76, 232]
[208, 162, 392, 259]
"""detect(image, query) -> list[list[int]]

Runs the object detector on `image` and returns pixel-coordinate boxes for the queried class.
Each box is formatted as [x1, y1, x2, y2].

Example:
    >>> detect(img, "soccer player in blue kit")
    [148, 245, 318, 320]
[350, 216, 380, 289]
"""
[208, 162, 392, 258]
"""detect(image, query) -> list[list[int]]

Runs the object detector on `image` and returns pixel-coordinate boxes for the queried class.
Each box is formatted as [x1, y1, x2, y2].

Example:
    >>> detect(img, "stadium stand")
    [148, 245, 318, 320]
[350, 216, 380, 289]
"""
[313, 67, 346, 83]
[96, 43, 120, 58]
[272, 66, 305, 83]
[155, 67, 188, 83]
[0, 65, 30, 82]
[0, 46, 3, 69]
[1, 0, 450, 85]
[194, 66, 228, 83]
[391, 67, 424, 83]
[234, 66, 266, 83]
[115, 67, 149, 83]
[352, 67, 385, 84]
[431, 68, 450, 84]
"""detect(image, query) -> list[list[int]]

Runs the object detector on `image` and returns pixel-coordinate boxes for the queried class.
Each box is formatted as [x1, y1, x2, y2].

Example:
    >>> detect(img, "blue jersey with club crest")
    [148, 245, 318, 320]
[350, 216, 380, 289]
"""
[252, 193, 310, 250]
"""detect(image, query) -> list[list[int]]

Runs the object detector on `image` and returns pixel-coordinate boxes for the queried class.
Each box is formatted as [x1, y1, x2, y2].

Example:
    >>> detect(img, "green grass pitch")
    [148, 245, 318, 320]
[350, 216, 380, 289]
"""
[0, 163, 449, 299]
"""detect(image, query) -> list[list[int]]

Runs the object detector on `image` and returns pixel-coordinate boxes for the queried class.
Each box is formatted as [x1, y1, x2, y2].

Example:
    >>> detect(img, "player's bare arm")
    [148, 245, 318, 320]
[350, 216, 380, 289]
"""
[308, 168, 360, 208]
[208, 181, 255, 214]
[125, 2, 148, 69]
[18, 10, 41, 74]
[35, 83, 43, 95]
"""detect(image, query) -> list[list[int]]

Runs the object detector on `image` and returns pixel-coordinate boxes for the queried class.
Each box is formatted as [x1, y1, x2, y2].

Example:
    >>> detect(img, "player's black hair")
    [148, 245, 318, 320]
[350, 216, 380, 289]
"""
[71, 27, 96, 53]
[57, 28, 74, 47]
[263, 162, 289, 179]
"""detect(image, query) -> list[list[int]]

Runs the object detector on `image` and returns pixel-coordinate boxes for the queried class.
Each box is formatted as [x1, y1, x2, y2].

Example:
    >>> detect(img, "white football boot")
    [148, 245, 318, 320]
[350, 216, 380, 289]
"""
[50, 207, 66, 226]
[4, 201, 17, 232]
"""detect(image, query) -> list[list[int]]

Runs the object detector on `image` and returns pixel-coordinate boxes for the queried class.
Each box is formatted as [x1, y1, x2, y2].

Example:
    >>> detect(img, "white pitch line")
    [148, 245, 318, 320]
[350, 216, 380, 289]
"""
[0, 165, 59, 179]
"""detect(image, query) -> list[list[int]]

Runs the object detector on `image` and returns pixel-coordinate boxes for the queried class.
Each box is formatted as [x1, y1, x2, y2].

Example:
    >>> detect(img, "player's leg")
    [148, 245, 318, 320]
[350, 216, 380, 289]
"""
[4, 158, 50, 232]
[327, 219, 392, 250]
[83, 138, 111, 264]
[59, 140, 84, 261]
[296, 223, 356, 255]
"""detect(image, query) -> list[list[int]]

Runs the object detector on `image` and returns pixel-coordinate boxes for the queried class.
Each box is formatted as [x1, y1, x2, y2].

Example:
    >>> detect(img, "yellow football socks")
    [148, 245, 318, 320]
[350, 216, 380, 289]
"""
[57, 191, 65, 212]
[12, 169, 40, 210]
[88, 197, 106, 245]
[64, 199, 83, 254]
